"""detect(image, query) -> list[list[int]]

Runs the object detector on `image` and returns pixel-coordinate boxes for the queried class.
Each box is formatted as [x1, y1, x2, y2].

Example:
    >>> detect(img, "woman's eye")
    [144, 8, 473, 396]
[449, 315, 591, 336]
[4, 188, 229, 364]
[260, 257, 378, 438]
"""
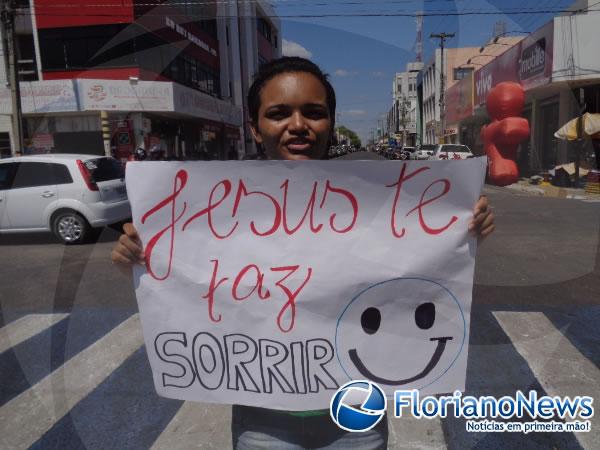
[304, 111, 327, 120]
[266, 112, 286, 120]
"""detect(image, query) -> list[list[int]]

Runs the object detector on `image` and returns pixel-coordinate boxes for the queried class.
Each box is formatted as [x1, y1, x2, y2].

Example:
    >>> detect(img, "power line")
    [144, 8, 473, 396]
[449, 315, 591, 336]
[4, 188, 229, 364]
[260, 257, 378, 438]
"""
[18, 9, 600, 19]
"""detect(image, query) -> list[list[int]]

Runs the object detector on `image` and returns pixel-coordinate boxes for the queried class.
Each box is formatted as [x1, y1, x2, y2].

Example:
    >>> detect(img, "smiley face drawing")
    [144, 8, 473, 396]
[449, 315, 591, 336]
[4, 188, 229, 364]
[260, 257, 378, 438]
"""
[335, 278, 466, 389]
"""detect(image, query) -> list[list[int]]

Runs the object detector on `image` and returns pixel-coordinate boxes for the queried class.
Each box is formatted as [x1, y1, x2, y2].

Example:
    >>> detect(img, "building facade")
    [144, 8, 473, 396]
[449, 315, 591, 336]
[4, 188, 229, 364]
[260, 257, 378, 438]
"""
[418, 39, 523, 145]
[389, 62, 423, 146]
[444, 4, 599, 176]
[0, 0, 281, 159]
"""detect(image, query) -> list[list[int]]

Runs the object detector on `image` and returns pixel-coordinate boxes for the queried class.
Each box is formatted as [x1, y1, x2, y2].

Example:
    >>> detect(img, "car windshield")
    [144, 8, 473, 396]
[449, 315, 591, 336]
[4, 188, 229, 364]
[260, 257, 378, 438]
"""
[84, 158, 124, 182]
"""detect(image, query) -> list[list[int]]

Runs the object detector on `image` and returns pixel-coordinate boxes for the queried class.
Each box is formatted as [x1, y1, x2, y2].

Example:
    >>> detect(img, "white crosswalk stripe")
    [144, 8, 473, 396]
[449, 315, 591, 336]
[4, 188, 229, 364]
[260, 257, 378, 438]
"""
[494, 311, 600, 450]
[0, 314, 69, 354]
[2, 310, 599, 449]
[0, 314, 143, 450]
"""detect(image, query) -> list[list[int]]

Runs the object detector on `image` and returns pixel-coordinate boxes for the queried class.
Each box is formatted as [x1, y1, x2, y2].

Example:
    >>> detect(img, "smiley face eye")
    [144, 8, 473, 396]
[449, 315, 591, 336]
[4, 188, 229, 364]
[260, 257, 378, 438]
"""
[361, 307, 381, 335]
[415, 302, 435, 329]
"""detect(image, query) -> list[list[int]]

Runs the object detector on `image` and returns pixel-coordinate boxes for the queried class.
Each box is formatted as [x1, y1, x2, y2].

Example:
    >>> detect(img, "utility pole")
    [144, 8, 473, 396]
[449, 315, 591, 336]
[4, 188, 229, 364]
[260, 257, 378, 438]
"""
[400, 96, 410, 146]
[1, 0, 23, 156]
[430, 32, 454, 144]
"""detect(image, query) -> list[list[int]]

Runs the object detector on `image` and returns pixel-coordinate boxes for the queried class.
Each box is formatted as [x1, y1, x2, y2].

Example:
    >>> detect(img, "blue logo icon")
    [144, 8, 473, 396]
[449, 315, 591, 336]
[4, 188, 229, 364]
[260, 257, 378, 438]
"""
[330, 380, 387, 432]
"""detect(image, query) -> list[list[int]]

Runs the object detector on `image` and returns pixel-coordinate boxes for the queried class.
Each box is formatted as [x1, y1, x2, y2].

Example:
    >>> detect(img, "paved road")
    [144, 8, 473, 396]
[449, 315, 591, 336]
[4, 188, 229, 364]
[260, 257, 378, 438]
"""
[0, 185, 599, 449]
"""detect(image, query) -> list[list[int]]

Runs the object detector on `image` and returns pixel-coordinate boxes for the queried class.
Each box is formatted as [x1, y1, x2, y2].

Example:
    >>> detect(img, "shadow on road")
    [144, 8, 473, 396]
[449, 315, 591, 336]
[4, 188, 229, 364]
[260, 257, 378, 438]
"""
[0, 225, 122, 247]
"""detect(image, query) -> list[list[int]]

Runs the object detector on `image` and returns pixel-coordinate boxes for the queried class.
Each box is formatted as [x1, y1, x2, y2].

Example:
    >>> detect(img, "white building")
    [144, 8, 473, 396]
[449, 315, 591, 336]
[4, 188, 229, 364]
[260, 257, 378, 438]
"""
[390, 62, 423, 146]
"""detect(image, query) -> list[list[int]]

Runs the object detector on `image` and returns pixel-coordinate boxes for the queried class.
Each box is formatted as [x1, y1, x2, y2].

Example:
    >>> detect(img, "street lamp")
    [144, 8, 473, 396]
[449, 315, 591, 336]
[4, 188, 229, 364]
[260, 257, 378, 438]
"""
[479, 42, 513, 53]
[492, 30, 530, 43]
[467, 55, 498, 65]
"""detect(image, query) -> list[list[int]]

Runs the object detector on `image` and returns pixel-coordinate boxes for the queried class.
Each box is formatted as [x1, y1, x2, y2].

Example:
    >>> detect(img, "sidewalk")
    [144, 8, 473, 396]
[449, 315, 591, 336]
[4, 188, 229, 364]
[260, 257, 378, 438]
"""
[502, 179, 600, 201]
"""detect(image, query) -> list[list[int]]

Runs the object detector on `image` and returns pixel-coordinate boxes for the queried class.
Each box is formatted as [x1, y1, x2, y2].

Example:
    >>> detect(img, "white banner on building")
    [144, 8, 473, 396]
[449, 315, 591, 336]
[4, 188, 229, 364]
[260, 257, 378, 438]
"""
[173, 83, 242, 126]
[78, 79, 174, 112]
[127, 159, 486, 410]
[0, 80, 78, 114]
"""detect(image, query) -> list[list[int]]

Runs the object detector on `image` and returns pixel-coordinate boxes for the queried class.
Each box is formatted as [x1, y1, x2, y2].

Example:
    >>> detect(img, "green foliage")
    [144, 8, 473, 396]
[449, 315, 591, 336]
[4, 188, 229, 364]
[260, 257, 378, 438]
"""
[336, 126, 362, 148]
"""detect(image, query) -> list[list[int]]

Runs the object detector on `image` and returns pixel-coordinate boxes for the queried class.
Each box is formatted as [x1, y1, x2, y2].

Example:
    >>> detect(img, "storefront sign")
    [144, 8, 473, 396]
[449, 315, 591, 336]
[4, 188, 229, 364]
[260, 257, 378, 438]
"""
[446, 71, 473, 124]
[32, 133, 54, 150]
[78, 80, 173, 112]
[519, 38, 546, 80]
[173, 83, 243, 126]
[166, 17, 218, 56]
[0, 80, 78, 114]
[127, 159, 486, 409]
[112, 119, 135, 159]
[474, 43, 521, 107]
[475, 21, 553, 106]
[518, 21, 553, 90]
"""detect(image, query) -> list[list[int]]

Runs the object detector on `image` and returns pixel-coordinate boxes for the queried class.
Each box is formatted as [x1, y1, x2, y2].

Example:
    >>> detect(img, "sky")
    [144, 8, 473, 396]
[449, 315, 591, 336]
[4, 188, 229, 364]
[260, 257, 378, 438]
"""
[272, 0, 576, 144]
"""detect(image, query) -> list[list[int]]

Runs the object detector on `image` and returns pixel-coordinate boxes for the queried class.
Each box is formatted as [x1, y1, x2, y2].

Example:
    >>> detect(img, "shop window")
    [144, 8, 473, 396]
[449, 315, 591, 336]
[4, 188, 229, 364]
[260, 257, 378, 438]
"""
[0, 133, 11, 158]
[453, 67, 472, 81]
[198, 19, 218, 40]
[39, 25, 136, 71]
[257, 18, 272, 43]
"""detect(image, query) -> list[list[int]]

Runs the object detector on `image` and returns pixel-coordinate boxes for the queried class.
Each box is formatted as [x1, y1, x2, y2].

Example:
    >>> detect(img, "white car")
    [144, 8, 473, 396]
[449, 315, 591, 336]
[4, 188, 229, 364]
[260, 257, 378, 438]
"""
[431, 144, 474, 160]
[0, 154, 131, 244]
[415, 144, 436, 160]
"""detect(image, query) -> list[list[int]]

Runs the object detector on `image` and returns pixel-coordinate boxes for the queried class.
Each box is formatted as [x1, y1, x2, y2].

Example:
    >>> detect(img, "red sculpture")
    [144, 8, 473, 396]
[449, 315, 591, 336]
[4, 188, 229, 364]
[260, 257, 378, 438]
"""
[480, 82, 530, 186]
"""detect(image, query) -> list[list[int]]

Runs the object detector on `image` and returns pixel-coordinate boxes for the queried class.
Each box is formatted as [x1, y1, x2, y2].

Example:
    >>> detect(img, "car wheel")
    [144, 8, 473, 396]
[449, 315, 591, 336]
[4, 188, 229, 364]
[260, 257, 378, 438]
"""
[53, 211, 91, 245]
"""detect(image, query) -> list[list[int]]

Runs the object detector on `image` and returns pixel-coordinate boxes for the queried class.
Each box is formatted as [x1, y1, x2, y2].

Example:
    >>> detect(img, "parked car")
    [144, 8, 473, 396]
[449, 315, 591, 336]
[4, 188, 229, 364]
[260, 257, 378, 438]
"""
[415, 144, 436, 160]
[431, 144, 474, 160]
[0, 154, 131, 244]
[400, 146, 416, 160]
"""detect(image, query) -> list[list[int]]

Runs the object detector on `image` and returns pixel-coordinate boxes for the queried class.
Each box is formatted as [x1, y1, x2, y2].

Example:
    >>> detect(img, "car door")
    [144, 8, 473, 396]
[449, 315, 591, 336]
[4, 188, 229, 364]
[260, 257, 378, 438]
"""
[5, 162, 58, 230]
[0, 162, 16, 229]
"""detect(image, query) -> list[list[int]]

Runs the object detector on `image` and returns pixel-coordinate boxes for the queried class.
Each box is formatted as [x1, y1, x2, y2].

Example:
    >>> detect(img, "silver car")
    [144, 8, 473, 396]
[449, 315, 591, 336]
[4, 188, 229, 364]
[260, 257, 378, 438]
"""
[0, 154, 131, 244]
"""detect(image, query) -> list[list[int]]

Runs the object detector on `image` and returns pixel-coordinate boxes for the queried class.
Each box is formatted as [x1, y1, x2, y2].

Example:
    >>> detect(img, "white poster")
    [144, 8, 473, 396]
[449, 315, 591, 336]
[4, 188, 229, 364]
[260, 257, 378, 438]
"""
[127, 159, 486, 411]
[0, 80, 78, 114]
[78, 79, 173, 112]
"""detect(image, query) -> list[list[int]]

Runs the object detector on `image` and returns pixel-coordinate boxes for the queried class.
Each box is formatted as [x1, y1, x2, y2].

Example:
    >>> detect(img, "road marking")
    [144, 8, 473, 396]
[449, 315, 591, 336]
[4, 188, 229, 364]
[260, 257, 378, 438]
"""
[0, 314, 143, 450]
[494, 311, 600, 450]
[387, 403, 447, 450]
[151, 402, 232, 450]
[0, 314, 69, 354]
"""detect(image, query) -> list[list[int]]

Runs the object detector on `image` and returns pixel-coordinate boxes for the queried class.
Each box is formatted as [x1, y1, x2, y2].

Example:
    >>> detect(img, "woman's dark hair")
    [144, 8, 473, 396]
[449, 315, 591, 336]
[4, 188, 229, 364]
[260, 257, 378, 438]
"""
[248, 56, 337, 140]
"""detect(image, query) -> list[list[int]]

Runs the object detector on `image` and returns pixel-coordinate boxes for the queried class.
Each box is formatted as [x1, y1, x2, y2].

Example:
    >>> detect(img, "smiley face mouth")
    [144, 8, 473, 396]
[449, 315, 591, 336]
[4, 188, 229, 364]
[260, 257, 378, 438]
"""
[348, 336, 453, 385]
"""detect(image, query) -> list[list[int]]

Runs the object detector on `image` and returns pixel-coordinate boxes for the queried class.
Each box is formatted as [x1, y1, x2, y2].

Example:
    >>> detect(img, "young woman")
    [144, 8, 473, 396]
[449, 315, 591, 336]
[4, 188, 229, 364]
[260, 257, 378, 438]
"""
[112, 57, 495, 449]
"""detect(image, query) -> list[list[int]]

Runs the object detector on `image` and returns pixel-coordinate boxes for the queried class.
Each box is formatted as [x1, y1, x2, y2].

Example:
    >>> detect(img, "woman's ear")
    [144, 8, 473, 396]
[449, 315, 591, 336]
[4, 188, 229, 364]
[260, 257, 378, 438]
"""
[249, 121, 263, 144]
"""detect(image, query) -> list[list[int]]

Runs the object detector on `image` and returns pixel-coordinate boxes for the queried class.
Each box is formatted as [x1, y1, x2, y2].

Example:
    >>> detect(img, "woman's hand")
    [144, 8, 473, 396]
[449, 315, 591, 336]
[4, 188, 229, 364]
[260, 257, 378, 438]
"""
[469, 195, 495, 240]
[111, 223, 145, 274]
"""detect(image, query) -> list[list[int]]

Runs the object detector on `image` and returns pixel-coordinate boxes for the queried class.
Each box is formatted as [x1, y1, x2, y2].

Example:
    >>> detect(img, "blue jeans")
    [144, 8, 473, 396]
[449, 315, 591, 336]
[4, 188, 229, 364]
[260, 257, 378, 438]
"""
[231, 405, 388, 449]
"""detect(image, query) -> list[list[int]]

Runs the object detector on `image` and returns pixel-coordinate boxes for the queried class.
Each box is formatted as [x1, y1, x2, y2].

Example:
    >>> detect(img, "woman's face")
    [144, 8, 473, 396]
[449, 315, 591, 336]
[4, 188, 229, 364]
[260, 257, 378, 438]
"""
[251, 72, 332, 160]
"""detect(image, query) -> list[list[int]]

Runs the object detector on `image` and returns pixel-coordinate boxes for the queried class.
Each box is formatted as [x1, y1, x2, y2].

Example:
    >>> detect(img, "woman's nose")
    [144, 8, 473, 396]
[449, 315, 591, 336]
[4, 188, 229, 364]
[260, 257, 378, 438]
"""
[288, 111, 308, 133]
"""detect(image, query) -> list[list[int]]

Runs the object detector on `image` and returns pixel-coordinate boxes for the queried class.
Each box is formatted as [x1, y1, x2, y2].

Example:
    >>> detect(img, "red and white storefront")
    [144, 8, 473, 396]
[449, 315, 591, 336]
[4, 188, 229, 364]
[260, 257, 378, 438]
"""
[0, 78, 243, 160]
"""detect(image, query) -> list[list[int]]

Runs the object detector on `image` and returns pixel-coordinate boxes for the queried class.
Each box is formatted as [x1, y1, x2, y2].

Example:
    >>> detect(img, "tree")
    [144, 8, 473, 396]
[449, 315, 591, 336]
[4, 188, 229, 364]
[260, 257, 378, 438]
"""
[336, 126, 362, 148]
